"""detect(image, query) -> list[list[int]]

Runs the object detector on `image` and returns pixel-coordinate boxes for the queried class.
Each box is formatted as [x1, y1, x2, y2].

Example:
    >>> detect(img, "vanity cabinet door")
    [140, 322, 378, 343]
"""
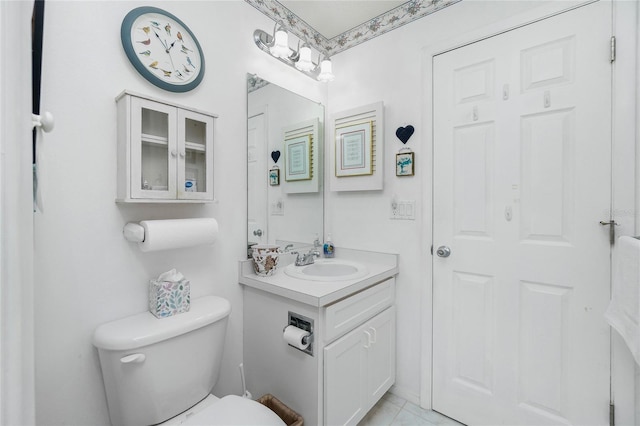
[324, 307, 396, 426]
[324, 325, 368, 426]
[365, 306, 396, 407]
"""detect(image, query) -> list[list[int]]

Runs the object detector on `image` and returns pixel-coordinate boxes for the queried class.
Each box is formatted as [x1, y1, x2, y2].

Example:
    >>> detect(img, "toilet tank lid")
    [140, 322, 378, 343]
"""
[92, 295, 231, 351]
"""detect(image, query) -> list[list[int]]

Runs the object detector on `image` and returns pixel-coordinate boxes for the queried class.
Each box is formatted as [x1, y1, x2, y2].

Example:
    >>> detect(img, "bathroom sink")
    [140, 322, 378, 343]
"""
[284, 259, 369, 282]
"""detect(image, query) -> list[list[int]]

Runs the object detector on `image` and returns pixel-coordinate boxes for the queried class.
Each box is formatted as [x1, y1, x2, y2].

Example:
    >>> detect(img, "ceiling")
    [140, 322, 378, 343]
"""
[245, 0, 461, 55]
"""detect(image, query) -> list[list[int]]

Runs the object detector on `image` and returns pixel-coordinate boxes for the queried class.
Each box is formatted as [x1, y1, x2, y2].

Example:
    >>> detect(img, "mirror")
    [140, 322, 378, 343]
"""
[247, 75, 324, 254]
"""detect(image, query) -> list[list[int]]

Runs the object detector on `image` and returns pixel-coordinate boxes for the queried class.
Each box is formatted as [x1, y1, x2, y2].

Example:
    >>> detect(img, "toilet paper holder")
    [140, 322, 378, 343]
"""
[284, 311, 314, 356]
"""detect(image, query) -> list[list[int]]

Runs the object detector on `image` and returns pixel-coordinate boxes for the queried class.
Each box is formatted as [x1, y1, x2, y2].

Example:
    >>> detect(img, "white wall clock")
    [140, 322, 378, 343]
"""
[121, 7, 205, 92]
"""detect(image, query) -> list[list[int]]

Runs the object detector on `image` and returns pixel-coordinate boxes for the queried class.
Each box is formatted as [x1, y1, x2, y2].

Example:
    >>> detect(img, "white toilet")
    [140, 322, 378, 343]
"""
[92, 296, 286, 426]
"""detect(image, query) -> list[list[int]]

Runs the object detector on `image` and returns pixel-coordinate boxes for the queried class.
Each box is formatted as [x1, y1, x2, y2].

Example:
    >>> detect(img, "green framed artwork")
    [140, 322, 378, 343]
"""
[335, 121, 373, 177]
[285, 135, 312, 181]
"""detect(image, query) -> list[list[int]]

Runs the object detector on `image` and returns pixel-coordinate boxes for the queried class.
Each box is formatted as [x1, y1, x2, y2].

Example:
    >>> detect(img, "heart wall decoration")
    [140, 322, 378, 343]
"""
[271, 150, 281, 164]
[396, 125, 415, 144]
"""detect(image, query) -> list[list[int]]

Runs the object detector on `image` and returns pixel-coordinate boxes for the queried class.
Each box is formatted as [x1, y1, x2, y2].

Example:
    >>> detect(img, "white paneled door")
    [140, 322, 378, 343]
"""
[433, 3, 612, 425]
[248, 113, 267, 246]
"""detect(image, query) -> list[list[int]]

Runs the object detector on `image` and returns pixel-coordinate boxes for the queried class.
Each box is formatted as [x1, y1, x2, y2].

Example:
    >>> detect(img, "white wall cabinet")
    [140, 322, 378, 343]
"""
[116, 91, 216, 203]
[243, 278, 396, 426]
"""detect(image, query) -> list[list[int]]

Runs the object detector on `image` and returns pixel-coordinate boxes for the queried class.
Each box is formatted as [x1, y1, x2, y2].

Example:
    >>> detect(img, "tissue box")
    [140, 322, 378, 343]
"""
[149, 279, 191, 318]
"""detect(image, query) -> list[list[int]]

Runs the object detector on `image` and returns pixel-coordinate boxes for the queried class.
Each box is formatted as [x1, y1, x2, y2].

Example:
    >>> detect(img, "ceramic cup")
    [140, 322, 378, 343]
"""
[251, 244, 281, 276]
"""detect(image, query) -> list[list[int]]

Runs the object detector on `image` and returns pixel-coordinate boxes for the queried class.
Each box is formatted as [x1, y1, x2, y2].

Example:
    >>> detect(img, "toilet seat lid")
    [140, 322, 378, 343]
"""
[183, 395, 286, 426]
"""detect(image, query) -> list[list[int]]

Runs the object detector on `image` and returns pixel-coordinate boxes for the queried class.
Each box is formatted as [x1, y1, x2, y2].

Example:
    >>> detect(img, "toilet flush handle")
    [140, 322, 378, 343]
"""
[120, 353, 146, 364]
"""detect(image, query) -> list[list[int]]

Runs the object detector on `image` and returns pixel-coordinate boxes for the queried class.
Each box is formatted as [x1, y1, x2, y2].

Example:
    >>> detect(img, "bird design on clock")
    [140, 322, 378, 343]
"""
[121, 7, 205, 92]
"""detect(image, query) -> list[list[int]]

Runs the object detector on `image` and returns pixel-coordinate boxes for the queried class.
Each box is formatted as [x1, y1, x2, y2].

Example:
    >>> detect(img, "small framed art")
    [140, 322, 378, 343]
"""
[335, 121, 373, 177]
[396, 152, 415, 176]
[269, 168, 280, 186]
[285, 135, 312, 181]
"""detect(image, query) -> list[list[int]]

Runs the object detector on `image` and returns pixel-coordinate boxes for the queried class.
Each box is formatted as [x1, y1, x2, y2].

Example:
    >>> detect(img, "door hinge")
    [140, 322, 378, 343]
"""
[610, 402, 615, 426]
[611, 36, 616, 63]
[600, 220, 619, 245]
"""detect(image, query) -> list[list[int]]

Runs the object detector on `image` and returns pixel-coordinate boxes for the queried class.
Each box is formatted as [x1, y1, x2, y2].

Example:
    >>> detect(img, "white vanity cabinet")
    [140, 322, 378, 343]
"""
[242, 276, 396, 426]
[116, 91, 215, 203]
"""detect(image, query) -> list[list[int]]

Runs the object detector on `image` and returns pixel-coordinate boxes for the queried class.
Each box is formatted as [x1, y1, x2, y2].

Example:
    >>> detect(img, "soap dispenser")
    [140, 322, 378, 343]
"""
[323, 234, 335, 258]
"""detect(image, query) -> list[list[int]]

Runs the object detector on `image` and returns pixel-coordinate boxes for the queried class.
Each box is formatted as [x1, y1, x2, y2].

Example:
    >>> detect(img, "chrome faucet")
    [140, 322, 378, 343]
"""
[283, 244, 294, 252]
[293, 240, 322, 266]
[294, 251, 316, 266]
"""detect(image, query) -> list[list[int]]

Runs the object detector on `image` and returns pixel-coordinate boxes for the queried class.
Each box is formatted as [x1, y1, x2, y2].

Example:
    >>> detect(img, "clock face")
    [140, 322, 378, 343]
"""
[121, 7, 205, 92]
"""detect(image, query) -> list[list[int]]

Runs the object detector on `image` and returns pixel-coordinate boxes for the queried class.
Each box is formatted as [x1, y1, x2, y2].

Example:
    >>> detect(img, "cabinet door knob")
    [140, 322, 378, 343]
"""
[180, 151, 185, 158]
[171, 150, 177, 158]
[368, 327, 377, 344]
[363, 330, 372, 349]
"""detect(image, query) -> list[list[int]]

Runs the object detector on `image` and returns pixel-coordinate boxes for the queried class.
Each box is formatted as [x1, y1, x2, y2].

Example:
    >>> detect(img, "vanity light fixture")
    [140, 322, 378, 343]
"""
[254, 23, 335, 82]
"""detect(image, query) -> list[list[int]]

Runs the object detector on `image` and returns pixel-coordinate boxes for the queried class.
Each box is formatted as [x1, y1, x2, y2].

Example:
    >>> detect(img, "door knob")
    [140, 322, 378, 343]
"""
[436, 246, 451, 258]
[253, 229, 263, 237]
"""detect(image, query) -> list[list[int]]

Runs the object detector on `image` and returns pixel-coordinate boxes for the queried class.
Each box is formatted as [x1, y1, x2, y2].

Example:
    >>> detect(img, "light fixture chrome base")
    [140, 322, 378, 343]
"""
[253, 29, 321, 80]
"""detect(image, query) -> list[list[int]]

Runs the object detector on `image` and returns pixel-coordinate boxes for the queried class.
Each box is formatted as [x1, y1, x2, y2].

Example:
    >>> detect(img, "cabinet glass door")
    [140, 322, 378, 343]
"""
[131, 98, 177, 199]
[178, 109, 214, 200]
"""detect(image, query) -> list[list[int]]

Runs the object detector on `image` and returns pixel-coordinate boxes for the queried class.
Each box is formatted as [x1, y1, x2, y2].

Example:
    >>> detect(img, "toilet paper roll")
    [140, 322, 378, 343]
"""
[138, 218, 219, 252]
[283, 325, 310, 350]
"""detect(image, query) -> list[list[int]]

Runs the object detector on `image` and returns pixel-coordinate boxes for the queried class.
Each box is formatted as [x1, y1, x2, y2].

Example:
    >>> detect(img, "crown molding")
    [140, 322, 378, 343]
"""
[245, 0, 461, 56]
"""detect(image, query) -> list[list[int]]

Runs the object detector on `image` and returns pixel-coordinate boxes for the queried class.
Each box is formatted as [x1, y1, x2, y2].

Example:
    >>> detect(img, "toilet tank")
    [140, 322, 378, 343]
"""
[93, 296, 231, 426]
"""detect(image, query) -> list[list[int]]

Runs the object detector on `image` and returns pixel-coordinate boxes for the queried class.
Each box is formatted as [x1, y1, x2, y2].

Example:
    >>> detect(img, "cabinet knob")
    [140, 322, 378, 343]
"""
[180, 151, 185, 158]
[368, 327, 377, 344]
[363, 330, 372, 349]
[171, 150, 177, 158]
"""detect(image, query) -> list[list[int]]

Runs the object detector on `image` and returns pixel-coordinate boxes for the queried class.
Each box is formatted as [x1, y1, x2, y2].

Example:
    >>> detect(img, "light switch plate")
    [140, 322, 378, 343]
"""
[271, 201, 284, 215]
[390, 200, 416, 220]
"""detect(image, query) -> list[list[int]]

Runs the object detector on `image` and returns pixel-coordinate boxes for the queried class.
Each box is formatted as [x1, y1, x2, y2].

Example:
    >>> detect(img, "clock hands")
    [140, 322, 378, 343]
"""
[150, 28, 178, 72]
[151, 28, 168, 50]
[166, 39, 177, 53]
[145, 22, 194, 79]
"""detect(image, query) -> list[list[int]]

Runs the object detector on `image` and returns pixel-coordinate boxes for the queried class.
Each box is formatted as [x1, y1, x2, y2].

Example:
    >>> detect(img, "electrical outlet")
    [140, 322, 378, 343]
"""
[390, 200, 400, 218]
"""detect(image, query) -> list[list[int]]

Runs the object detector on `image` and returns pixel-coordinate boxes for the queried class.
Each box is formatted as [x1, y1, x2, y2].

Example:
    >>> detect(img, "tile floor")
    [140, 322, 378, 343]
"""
[358, 392, 465, 426]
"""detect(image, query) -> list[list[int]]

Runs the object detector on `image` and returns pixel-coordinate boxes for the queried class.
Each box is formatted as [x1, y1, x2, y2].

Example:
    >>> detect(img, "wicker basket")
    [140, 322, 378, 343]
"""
[257, 394, 304, 426]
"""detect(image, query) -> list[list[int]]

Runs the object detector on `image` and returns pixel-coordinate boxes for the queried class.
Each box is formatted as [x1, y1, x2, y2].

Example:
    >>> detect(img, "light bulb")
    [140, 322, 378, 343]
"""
[270, 28, 290, 58]
[317, 59, 335, 82]
[295, 45, 315, 71]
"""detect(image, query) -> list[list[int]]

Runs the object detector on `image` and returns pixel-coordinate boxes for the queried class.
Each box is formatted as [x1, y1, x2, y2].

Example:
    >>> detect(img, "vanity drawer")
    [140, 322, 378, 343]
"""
[324, 278, 395, 343]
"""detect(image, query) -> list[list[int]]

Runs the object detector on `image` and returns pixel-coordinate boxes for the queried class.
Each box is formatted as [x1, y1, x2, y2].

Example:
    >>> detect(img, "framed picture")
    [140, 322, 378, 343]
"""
[269, 168, 280, 186]
[285, 135, 312, 181]
[396, 152, 415, 176]
[335, 121, 373, 177]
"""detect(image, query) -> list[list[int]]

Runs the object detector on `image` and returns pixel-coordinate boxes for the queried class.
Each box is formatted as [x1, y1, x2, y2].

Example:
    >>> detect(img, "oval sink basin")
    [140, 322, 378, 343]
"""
[284, 259, 369, 282]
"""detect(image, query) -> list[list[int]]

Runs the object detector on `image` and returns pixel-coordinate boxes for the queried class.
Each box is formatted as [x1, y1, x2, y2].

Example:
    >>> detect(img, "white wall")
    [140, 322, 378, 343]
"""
[326, 0, 639, 417]
[34, 1, 325, 424]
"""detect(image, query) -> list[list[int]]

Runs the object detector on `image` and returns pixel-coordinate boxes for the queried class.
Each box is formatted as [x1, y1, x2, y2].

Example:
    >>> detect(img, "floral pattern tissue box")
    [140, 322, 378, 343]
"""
[149, 278, 191, 318]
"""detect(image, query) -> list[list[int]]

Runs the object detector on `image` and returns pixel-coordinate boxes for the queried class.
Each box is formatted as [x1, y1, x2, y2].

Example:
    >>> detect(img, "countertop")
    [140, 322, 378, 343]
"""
[238, 248, 398, 307]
